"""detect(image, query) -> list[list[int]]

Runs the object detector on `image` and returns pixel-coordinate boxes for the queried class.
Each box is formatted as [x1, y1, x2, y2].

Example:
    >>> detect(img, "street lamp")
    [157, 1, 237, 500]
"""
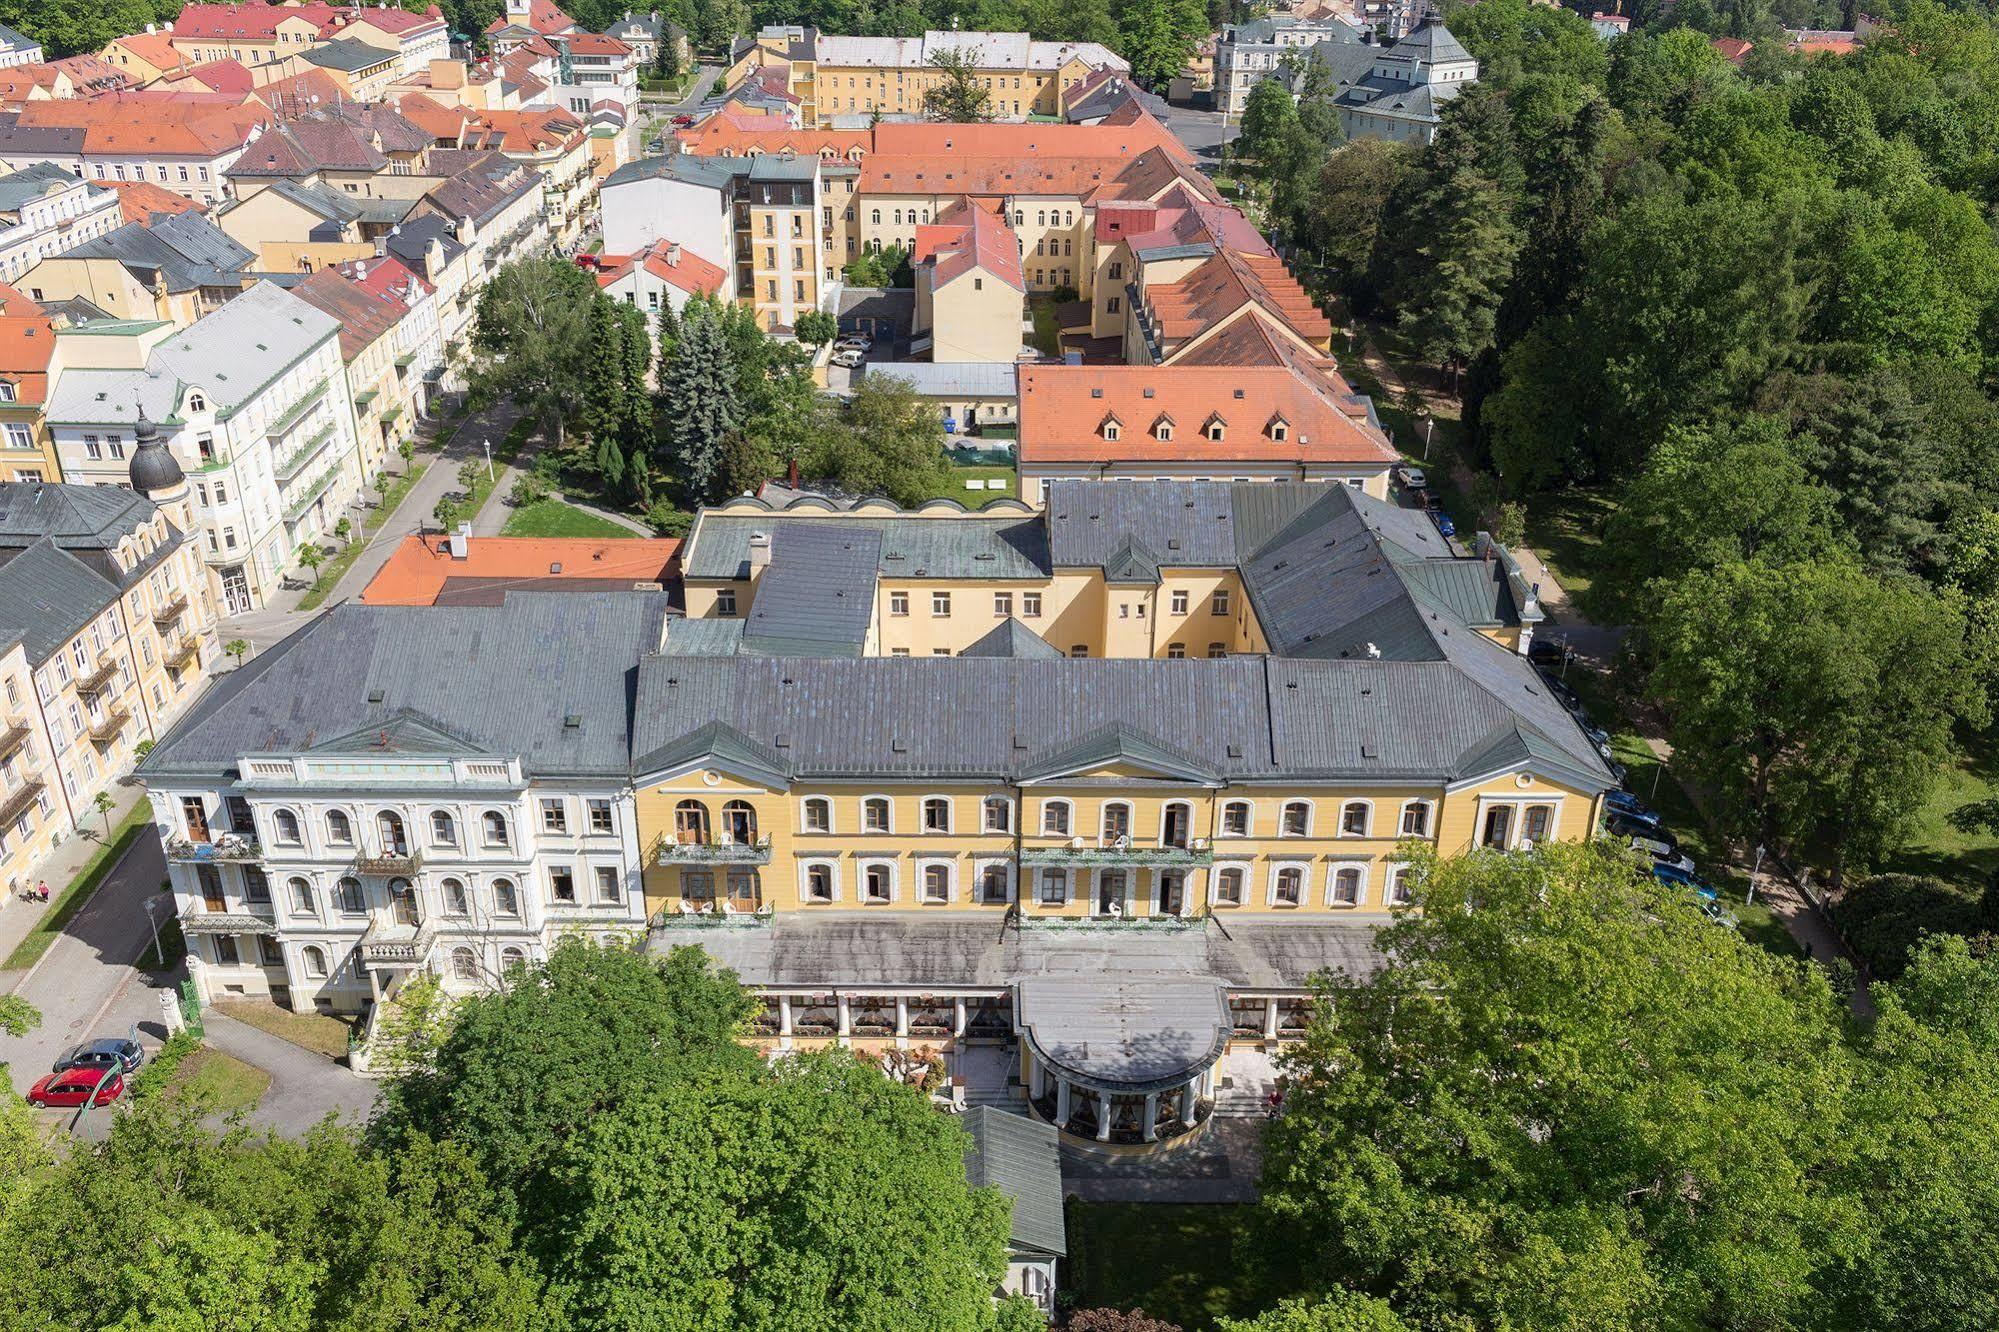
[143, 897, 162, 969]
[1747, 843, 1766, 906]
[1417, 408, 1433, 461]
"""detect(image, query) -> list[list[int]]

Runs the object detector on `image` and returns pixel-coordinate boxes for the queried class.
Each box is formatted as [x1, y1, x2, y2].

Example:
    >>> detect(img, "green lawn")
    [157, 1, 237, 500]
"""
[167, 1047, 270, 1114]
[1065, 1202, 1281, 1331]
[4, 804, 153, 970]
[1521, 486, 1616, 607]
[1027, 297, 1061, 357]
[1878, 730, 1999, 890]
[931, 464, 1016, 506]
[501, 499, 640, 537]
[212, 999, 357, 1060]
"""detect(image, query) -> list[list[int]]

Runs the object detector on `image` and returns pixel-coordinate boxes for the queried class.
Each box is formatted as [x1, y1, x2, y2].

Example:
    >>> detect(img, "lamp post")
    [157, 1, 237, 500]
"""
[1747, 842, 1766, 906]
[143, 897, 162, 969]
[1418, 407, 1433, 460]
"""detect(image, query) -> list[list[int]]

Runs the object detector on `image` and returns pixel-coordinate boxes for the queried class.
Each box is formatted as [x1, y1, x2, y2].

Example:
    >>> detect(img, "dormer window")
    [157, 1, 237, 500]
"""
[187, 392, 206, 413]
[1100, 413, 1122, 441]
[0, 380, 15, 402]
[1151, 414, 1174, 441]
[1204, 414, 1227, 441]
[1267, 415, 1289, 441]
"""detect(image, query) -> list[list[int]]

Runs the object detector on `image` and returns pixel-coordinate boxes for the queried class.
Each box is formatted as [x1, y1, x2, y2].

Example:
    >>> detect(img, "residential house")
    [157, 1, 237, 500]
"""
[603, 12, 690, 72]
[0, 289, 59, 480]
[332, 253, 444, 412]
[20, 209, 258, 326]
[293, 38, 401, 101]
[594, 238, 726, 318]
[213, 177, 411, 272]
[100, 29, 195, 85]
[224, 104, 435, 202]
[45, 280, 363, 613]
[912, 199, 1025, 363]
[384, 213, 474, 387]
[7, 93, 272, 203]
[358, 532, 682, 604]
[100, 180, 209, 226]
[397, 95, 592, 243]
[1313, 19, 1479, 145]
[0, 163, 122, 285]
[1215, 13, 1365, 115]
[0, 23, 41, 69]
[0, 474, 220, 897]
[292, 264, 420, 475]
[334, 7, 450, 78]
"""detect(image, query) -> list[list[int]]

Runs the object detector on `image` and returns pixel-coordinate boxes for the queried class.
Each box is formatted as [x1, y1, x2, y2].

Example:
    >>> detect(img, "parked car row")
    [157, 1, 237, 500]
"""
[1602, 791, 1738, 928]
[24, 1037, 143, 1109]
[1393, 463, 1456, 539]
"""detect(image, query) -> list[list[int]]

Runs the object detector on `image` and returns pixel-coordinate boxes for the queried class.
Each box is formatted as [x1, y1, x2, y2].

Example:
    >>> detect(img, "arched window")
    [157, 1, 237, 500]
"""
[1331, 866, 1362, 906]
[862, 796, 891, 833]
[336, 876, 363, 914]
[451, 946, 478, 980]
[481, 810, 509, 847]
[804, 863, 834, 902]
[1208, 642, 1227, 659]
[862, 862, 893, 903]
[1041, 800, 1071, 836]
[675, 799, 710, 843]
[1274, 866, 1304, 906]
[377, 810, 407, 854]
[288, 876, 315, 914]
[500, 946, 526, 971]
[979, 863, 1010, 904]
[982, 796, 1011, 833]
[1387, 867, 1414, 906]
[892, 208, 902, 224]
[492, 878, 519, 915]
[1280, 801, 1310, 837]
[1213, 867, 1245, 906]
[1340, 802, 1370, 837]
[1221, 801, 1252, 837]
[1522, 804, 1553, 845]
[430, 810, 456, 845]
[1100, 802, 1131, 845]
[1160, 801, 1193, 849]
[273, 808, 301, 844]
[1399, 801, 1431, 837]
[720, 800, 757, 845]
[921, 796, 951, 833]
[442, 878, 468, 916]
[802, 796, 832, 833]
[326, 809, 353, 845]
[389, 877, 418, 925]
[301, 945, 327, 978]
[921, 863, 951, 903]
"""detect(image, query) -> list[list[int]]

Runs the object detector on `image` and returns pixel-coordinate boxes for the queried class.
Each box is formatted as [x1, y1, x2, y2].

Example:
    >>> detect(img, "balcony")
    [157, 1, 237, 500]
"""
[87, 707, 129, 745]
[1019, 839, 1215, 870]
[168, 638, 202, 671]
[357, 911, 435, 965]
[352, 849, 421, 876]
[165, 833, 261, 863]
[0, 717, 28, 759]
[653, 835, 772, 866]
[0, 777, 43, 827]
[74, 655, 119, 695]
[273, 422, 336, 485]
[282, 469, 337, 526]
[151, 592, 189, 628]
[180, 910, 280, 937]
[264, 380, 330, 439]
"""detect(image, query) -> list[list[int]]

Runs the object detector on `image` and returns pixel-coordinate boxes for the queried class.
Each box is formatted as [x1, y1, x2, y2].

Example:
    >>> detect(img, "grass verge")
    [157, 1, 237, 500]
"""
[501, 498, 641, 537]
[299, 460, 429, 611]
[211, 999, 357, 1060]
[1876, 730, 1999, 890]
[3, 804, 152, 970]
[459, 416, 536, 527]
[932, 463, 1016, 505]
[167, 1047, 271, 1114]
[1065, 1201, 1280, 1331]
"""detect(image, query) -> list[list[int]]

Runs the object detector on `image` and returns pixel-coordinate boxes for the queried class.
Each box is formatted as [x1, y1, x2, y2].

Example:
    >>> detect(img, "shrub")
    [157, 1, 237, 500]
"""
[510, 473, 550, 507]
[1831, 872, 1999, 978]
[646, 501, 693, 537]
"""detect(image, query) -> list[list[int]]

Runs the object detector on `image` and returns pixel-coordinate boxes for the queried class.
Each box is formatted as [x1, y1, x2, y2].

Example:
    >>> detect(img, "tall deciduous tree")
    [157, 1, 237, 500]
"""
[470, 257, 597, 446]
[922, 46, 994, 120]
[807, 373, 949, 504]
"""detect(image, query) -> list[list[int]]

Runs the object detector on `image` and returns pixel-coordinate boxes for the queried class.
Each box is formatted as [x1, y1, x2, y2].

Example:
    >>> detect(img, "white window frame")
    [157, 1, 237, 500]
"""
[858, 857, 898, 904]
[916, 857, 955, 905]
[1209, 861, 1250, 908]
[1474, 795, 1564, 850]
[801, 795, 834, 834]
[798, 858, 841, 904]
[1098, 799, 1134, 846]
[1035, 865, 1070, 906]
[1338, 800, 1372, 838]
[1398, 800, 1432, 838]
[1326, 860, 1368, 908]
[1267, 860, 1310, 908]
[1385, 862, 1415, 907]
[1039, 798, 1072, 836]
[972, 857, 1015, 905]
[860, 794, 894, 834]
[981, 794, 1012, 833]
[1219, 799, 1253, 837]
[919, 794, 953, 834]
[1278, 799, 1314, 838]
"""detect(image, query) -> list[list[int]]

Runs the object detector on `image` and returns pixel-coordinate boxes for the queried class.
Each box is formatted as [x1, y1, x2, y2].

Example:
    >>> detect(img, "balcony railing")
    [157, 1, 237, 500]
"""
[165, 833, 261, 863]
[87, 707, 129, 744]
[180, 911, 280, 937]
[265, 379, 330, 439]
[353, 849, 421, 876]
[0, 778, 43, 826]
[168, 638, 202, 671]
[357, 910, 434, 964]
[74, 655, 119, 695]
[1019, 840, 1214, 869]
[0, 717, 28, 758]
[151, 592, 189, 627]
[654, 835, 772, 866]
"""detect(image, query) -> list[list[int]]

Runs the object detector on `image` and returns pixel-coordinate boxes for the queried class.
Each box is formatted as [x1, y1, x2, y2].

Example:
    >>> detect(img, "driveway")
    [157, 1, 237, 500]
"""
[205, 1011, 380, 1135]
[1157, 101, 1238, 167]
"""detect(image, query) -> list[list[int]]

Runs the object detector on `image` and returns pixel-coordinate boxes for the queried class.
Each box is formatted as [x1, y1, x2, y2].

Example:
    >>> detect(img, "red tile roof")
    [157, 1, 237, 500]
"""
[333, 253, 433, 300]
[107, 31, 189, 74]
[360, 534, 681, 605]
[179, 58, 257, 94]
[483, 0, 577, 35]
[101, 180, 208, 224]
[914, 198, 1023, 291]
[17, 97, 270, 156]
[1017, 364, 1395, 467]
[0, 288, 57, 406]
[1143, 249, 1331, 350]
[561, 32, 630, 56]
[675, 107, 868, 157]
[1711, 36, 1754, 62]
[595, 239, 726, 298]
[292, 266, 406, 360]
[171, 2, 347, 41]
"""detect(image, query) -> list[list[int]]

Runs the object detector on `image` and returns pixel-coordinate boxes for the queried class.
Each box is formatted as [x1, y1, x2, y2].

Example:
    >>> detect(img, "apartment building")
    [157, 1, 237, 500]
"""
[135, 479, 1586, 1149]
[729, 27, 1128, 125]
[1311, 19, 1479, 145]
[595, 239, 726, 318]
[912, 200, 1024, 362]
[166, 1, 447, 80]
[1214, 13, 1365, 116]
[332, 253, 445, 408]
[1, 94, 271, 204]
[45, 281, 362, 613]
[551, 33, 640, 117]
[20, 210, 258, 327]
[292, 265, 421, 478]
[138, 591, 661, 1015]
[294, 38, 401, 101]
[0, 292, 59, 481]
[385, 214, 475, 385]
[0, 475, 219, 896]
[0, 23, 41, 69]
[1016, 364, 1397, 498]
[0, 164, 122, 285]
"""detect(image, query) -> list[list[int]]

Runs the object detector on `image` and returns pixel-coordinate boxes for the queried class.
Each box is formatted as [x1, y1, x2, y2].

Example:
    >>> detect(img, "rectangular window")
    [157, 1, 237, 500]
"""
[587, 798, 613, 834]
[931, 592, 951, 617]
[550, 866, 576, 903]
[1022, 592, 1042, 617]
[1171, 590, 1189, 615]
[1212, 590, 1231, 616]
[716, 588, 737, 616]
[993, 592, 1012, 617]
[594, 866, 622, 902]
[889, 591, 909, 616]
[541, 799, 567, 832]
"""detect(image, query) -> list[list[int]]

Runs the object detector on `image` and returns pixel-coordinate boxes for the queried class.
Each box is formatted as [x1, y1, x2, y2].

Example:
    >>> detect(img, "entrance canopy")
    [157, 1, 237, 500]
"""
[1016, 974, 1231, 1095]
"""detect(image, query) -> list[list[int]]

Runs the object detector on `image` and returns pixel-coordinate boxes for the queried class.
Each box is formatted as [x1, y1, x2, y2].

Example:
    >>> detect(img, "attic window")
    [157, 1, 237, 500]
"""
[563, 714, 582, 729]
[1141, 387, 1155, 398]
[1204, 415, 1227, 442]
[1090, 387, 1103, 398]
[367, 689, 385, 703]
[1100, 415, 1122, 441]
[1152, 417, 1174, 441]
[1268, 417, 1289, 442]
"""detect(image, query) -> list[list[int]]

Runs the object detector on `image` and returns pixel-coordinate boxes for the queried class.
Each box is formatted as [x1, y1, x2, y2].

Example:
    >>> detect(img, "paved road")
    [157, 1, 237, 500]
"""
[1157, 100, 1239, 168]
[0, 831, 174, 1108]
[632, 64, 724, 157]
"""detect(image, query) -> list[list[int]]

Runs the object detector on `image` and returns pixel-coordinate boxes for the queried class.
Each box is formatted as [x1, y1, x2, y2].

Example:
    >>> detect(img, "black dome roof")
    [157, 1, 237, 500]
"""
[128, 412, 184, 495]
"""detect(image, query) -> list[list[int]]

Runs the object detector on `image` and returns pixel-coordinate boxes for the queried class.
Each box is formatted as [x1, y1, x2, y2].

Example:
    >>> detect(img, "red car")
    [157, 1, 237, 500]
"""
[26, 1068, 123, 1108]
[672, 113, 695, 127]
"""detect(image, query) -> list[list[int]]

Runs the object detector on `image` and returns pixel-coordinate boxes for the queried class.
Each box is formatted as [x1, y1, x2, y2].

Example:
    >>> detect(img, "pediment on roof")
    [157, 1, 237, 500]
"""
[305, 708, 492, 756]
[1019, 721, 1222, 785]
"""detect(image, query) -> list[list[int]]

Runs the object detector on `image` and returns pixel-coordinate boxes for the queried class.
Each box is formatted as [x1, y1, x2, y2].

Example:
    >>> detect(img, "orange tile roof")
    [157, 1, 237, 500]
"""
[675, 107, 869, 157]
[107, 31, 188, 74]
[484, 0, 577, 35]
[874, 117, 1189, 164]
[360, 534, 682, 605]
[181, 58, 257, 95]
[914, 198, 1023, 291]
[561, 32, 630, 56]
[18, 96, 270, 155]
[0, 303, 58, 406]
[1711, 36, 1754, 63]
[596, 239, 727, 298]
[1144, 250, 1332, 349]
[1017, 364, 1396, 467]
[101, 180, 208, 224]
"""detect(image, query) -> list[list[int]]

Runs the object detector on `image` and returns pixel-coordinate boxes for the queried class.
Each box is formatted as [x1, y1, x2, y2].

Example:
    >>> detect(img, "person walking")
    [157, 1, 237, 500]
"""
[33, 879, 48, 903]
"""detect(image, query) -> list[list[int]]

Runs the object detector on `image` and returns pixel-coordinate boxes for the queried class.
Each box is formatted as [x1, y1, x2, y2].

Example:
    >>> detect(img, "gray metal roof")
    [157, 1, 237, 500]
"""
[0, 540, 121, 666]
[0, 482, 177, 590]
[1019, 972, 1231, 1090]
[602, 152, 747, 192]
[61, 212, 254, 295]
[961, 617, 1060, 658]
[856, 361, 1018, 399]
[684, 514, 1049, 582]
[962, 1108, 1066, 1258]
[140, 593, 673, 780]
[0, 161, 84, 213]
[301, 37, 398, 70]
[740, 523, 880, 657]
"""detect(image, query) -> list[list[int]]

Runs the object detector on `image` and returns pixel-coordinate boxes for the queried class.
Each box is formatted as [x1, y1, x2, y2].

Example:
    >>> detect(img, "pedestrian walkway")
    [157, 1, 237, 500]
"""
[204, 1011, 380, 1136]
[0, 785, 147, 975]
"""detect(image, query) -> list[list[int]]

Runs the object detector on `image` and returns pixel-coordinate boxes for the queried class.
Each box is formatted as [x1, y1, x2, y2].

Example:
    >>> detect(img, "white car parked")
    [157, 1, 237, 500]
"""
[830, 347, 865, 369]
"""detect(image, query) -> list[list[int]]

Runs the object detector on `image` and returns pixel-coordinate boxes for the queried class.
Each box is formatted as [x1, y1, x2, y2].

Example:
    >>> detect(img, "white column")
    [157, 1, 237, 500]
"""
[1096, 1092, 1113, 1142]
[836, 993, 851, 1037]
[1055, 1076, 1071, 1126]
[894, 996, 909, 1047]
[1262, 998, 1278, 1041]
[778, 994, 793, 1036]
[1143, 1091, 1159, 1142]
[1181, 1081, 1198, 1127]
[953, 996, 967, 1036]
[1030, 1054, 1047, 1099]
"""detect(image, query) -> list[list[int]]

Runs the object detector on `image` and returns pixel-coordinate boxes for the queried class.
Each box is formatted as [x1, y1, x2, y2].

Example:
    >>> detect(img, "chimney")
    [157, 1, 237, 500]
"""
[449, 522, 470, 558]
[747, 530, 772, 578]
[666, 241, 680, 265]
